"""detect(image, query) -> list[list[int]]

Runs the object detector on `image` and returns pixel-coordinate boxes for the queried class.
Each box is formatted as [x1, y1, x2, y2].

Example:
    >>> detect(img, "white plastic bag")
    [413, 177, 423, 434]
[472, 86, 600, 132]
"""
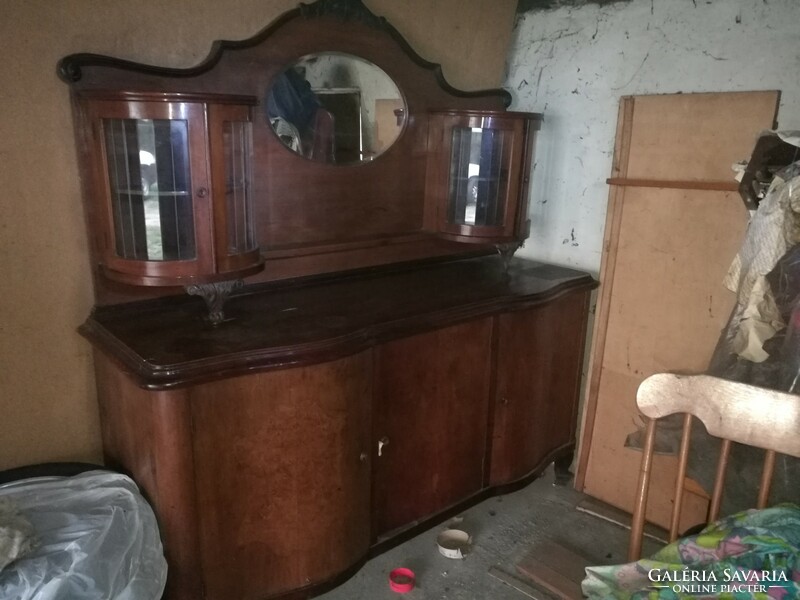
[0, 470, 167, 600]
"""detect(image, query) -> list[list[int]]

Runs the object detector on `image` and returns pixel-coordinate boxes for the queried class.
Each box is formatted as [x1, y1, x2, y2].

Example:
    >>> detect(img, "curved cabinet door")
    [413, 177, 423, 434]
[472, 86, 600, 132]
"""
[189, 352, 372, 600]
[80, 92, 263, 286]
[489, 291, 590, 486]
[372, 319, 493, 538]
[427, 110, 541, 245]
[87, 98, 213, 281]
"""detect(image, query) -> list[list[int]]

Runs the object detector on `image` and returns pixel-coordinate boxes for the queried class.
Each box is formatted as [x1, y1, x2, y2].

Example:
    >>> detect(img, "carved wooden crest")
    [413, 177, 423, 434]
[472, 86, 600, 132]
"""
[299, 0, 386, 28]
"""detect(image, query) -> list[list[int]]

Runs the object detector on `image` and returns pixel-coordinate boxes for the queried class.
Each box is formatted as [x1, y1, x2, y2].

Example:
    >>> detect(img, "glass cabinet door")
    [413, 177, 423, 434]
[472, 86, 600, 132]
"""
[447, 126, 513, 228]
[428, 110, 541, 245]
[83, 93, 262, 286]
[208, 103, 261, 275]
[103, 117, 197, 262]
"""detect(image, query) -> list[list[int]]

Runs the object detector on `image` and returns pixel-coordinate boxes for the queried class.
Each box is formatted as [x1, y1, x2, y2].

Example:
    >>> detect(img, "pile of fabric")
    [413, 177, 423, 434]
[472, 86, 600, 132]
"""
[583, 504, 800, 599]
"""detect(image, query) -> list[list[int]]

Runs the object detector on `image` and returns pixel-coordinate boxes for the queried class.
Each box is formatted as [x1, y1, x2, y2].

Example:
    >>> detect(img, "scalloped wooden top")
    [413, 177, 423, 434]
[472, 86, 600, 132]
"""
[81, 256, 596, 389]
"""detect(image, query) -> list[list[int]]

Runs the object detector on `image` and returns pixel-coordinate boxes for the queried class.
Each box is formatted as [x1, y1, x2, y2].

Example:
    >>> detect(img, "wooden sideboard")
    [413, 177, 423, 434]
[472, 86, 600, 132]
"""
[58, 3, 596, 598]
[82, 255, 595, 600]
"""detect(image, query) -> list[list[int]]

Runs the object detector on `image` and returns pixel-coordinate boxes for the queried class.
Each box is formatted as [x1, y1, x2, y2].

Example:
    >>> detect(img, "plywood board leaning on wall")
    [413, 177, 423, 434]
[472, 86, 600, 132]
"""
[576, 91, 780, 530]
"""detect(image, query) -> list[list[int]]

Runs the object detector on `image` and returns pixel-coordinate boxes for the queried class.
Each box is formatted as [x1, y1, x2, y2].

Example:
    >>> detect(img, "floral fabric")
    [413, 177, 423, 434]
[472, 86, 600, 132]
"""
[582, 504, 800, 599]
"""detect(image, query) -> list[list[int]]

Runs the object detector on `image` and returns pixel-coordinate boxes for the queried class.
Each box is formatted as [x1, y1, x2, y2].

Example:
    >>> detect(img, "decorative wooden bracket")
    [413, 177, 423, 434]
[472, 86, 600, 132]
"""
[185, 280, 244, 325]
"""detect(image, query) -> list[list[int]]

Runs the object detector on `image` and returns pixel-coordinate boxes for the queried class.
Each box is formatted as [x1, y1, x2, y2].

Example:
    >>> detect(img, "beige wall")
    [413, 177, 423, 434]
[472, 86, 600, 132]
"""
[0, 0, 517, 471]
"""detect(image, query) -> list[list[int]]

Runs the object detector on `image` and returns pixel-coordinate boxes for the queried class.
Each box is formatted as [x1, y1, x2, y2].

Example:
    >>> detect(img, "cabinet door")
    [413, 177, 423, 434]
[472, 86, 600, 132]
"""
[489, 291, 590, 486]
[372, 319, 493, 538]
[88, 99, 214, 282]
[189, 352, 372, 600]
[427, 111, 539, 245]
[207, 103, 261, 274]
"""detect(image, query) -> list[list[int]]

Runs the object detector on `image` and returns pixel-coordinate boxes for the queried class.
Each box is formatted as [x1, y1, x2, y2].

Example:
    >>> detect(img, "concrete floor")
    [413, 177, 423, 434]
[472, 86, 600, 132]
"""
[319, 466, 659, 600]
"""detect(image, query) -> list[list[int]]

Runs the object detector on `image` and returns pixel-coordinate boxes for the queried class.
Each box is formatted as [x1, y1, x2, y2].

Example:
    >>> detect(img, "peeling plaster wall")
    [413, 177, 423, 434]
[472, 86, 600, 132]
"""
[506, 0, 800, 274]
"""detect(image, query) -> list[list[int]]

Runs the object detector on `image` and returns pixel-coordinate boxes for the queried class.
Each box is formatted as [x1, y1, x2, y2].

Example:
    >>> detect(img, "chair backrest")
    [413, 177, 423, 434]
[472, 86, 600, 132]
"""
[628, 373, 800, 561]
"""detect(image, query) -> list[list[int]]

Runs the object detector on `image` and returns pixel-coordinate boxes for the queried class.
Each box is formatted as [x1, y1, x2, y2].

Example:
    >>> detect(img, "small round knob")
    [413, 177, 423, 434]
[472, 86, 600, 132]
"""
[360, 452, 368, 463]
[196, 187, 209, 199]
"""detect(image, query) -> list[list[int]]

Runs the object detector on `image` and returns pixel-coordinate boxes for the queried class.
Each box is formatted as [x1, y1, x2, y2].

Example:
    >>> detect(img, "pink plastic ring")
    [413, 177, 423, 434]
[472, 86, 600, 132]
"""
[389, 567, 415, 593]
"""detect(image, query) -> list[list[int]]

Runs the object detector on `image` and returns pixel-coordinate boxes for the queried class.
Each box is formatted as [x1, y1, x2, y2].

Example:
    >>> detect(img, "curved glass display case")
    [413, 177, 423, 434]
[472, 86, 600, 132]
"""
[427, 110, 542, 249]
[80, 91, 263, 287]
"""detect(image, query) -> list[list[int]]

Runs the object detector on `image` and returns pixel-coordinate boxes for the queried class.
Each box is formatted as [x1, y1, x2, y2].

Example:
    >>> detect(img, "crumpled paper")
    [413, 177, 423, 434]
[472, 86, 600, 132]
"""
[724, 132, 800, 362]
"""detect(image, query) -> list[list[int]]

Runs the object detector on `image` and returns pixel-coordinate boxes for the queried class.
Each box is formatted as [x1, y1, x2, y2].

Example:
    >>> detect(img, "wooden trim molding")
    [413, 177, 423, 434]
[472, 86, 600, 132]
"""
[606, 178, 739, 192]
[574, 96, 635, 491]
[81, 256, 597, 389]
[57, 0, 511, 107]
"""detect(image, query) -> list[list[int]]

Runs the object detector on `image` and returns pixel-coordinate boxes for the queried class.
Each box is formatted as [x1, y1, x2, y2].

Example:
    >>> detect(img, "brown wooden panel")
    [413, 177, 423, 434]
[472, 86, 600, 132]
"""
[583, 188, 746, 529]
[625, 91, 779, 182]
[93, 351, 202, 600]
[516, 540, 591, 600]
[601, 188, 746, 375]
[189, 352, 372, 600]
[489, 291, 589, 486]
[372, 319, 493, 537]
[579, 91, 780, 529]
[584, 368, 710, 533]
[575, 96, 634, 492]
[606, 178, 739, 192]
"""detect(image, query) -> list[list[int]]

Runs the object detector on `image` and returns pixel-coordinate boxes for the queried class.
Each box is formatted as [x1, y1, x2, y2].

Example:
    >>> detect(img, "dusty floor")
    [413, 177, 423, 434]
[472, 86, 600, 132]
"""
[318, 466, 660, 600]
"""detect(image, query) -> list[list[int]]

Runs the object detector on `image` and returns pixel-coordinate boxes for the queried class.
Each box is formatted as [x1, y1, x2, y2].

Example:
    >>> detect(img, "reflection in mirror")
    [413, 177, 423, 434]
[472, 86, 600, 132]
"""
[266, 52, 405, 164]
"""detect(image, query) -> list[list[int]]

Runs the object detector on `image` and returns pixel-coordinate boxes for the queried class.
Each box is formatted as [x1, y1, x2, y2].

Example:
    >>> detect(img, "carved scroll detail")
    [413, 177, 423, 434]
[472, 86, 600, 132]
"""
[185, 280, 244, 326]
[299, 0, 386, 28]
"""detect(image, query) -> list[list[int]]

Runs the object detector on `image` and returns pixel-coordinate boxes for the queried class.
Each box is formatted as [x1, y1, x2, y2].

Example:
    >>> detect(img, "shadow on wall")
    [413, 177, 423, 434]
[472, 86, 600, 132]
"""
[517, 0, 629, 12]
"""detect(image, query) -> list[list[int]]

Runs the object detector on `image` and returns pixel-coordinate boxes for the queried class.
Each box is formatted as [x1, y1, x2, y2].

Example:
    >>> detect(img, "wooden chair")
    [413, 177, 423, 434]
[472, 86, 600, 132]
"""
[628, 373, 800, 561]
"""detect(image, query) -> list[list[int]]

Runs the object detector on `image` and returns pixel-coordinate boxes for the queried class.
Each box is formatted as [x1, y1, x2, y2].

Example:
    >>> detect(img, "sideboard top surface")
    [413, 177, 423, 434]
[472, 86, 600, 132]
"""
[82, 256, 597, 388]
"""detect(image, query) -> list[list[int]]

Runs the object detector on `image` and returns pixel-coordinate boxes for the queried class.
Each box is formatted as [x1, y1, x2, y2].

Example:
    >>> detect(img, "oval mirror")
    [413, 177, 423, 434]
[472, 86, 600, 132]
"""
[266, 52, 405, 165]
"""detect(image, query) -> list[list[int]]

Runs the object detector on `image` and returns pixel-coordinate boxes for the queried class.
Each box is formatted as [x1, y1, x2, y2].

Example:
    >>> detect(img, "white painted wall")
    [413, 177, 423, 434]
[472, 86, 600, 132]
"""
[506, 0, 800, 275]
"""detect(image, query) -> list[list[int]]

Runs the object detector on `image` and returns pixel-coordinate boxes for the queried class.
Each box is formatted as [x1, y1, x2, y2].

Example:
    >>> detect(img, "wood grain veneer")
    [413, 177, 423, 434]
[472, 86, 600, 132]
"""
[190, 353, 372, 599]
[372, 319, 493, 537]
[90, 256, 596, 600]
[489, 290, 591, 486]
[81, 256, 596, 389]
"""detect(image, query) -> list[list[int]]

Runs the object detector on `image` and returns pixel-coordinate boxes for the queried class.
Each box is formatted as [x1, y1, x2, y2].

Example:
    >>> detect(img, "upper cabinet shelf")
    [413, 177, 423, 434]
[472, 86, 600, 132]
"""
[78, 91, 263, 286]
[60, 0, 541, 305]
[427, 110, 542, 246]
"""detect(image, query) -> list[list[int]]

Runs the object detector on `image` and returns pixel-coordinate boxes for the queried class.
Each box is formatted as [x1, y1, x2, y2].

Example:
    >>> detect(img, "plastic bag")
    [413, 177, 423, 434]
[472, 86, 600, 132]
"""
[0, 470, 166, 600]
